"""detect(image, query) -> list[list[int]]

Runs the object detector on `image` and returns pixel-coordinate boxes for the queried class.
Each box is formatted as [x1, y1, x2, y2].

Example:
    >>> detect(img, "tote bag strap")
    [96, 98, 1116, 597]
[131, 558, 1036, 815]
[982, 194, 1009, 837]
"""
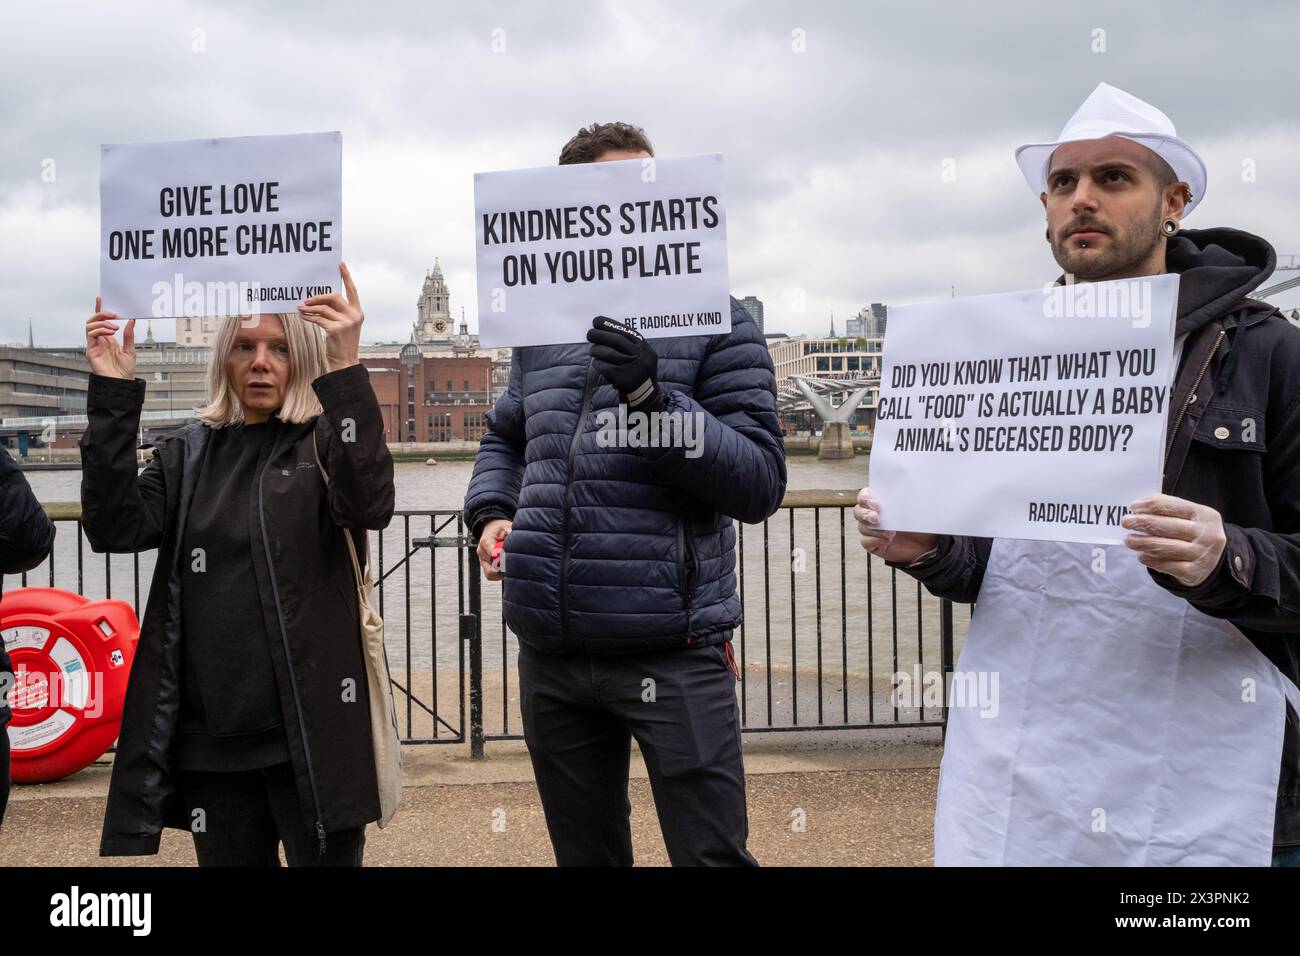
[312, 429, 368, 586]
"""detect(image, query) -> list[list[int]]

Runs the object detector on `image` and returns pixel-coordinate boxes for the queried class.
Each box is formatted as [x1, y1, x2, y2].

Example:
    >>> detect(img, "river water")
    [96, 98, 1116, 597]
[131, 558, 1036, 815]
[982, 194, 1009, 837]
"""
[22, 456, 970, 733]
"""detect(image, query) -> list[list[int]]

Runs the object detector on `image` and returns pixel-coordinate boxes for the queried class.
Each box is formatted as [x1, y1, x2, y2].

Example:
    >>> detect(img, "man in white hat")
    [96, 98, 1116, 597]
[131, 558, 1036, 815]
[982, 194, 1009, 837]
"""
[858, 83, 1300, 866]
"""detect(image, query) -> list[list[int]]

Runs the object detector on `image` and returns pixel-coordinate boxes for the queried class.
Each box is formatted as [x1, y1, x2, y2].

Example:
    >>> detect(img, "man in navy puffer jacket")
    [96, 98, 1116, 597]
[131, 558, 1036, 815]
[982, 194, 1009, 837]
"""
[464, 122, 787, 865]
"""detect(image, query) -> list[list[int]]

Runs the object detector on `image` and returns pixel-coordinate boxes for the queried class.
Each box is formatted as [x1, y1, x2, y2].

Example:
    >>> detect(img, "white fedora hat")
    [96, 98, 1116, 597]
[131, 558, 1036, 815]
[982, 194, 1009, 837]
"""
[1015, 82, 1207, 216]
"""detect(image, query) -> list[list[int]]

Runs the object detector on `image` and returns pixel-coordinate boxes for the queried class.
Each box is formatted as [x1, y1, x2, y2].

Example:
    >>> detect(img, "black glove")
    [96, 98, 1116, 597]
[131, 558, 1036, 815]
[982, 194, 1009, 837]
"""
[586, 316, 662, 409]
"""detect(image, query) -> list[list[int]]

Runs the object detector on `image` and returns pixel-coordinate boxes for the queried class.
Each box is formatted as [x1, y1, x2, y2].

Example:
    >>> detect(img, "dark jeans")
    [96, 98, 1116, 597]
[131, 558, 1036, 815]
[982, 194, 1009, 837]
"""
[177, 762, 365, 867]
[1274, 845, 1300, 867]
[517, 638, 757, 867]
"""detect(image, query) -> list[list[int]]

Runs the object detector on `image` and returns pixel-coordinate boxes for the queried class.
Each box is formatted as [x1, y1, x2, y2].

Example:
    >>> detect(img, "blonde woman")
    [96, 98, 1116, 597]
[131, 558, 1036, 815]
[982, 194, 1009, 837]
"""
[79, 263, 394, 866]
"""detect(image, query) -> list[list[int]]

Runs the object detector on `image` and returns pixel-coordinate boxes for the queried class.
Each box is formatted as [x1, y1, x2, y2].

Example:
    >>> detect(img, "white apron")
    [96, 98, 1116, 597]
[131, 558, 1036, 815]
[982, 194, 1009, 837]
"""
[935, 537, 1300, 865]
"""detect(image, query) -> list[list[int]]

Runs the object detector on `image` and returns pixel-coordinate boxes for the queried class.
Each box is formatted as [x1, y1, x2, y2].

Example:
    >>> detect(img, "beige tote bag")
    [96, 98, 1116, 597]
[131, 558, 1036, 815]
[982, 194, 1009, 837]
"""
[313, 432, 404, 827]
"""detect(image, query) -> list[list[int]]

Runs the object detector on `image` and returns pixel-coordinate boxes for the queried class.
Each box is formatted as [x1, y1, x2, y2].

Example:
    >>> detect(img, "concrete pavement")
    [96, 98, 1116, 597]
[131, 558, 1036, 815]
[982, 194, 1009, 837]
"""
[1, 729, 942, 866]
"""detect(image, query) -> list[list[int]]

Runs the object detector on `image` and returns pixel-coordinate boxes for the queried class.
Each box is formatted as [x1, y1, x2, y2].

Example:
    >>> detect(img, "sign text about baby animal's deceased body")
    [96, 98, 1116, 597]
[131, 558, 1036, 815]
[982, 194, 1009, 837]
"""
[869, 274, 1179, 544]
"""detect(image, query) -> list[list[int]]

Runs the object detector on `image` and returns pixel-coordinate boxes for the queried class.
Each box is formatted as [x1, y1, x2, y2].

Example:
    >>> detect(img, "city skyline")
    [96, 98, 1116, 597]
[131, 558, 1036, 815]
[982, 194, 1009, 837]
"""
[4, 1, 1298, 347]
[7, 266, 906, 349]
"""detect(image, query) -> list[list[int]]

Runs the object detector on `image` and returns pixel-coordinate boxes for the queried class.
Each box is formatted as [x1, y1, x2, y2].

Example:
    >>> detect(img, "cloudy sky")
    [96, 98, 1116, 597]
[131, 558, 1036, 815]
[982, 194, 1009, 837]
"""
[3, 0, 1298, 347]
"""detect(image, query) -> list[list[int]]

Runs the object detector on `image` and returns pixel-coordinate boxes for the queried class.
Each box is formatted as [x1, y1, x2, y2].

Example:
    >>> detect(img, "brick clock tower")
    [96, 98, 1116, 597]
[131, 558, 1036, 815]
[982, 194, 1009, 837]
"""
[362, 259, 494, 444]
[414, 258, 453, 343]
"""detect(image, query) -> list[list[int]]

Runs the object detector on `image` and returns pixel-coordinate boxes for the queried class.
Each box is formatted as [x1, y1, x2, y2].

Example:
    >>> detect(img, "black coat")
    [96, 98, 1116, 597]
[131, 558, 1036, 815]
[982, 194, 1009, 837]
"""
[895, 227, 1300, 845]
[1, 449, 57, 725]
[79, 363, 395, 855]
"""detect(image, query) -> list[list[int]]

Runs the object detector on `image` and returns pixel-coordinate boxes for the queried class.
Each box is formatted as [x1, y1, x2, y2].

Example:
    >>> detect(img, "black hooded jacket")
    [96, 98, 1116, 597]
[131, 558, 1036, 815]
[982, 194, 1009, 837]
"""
[894, 227, 1300, 847]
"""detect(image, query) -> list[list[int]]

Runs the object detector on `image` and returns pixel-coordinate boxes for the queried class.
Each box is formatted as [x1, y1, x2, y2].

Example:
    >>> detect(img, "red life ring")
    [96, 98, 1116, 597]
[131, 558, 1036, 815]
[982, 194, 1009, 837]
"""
[2, 588, 138, 783]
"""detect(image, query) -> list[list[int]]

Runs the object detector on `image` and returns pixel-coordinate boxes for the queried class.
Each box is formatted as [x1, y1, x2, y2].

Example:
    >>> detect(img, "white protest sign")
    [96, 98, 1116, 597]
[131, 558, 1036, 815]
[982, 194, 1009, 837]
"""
[99, 131, 341, 319]
[474, 153, 731, 347]
[870, 274, 1179, 545]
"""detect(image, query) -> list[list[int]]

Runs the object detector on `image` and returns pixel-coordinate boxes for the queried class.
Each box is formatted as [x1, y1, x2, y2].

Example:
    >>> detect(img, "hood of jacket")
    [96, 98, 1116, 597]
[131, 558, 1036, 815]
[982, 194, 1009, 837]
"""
[1051, 226, 1277, 338]
[1166, 226, 1276, 338]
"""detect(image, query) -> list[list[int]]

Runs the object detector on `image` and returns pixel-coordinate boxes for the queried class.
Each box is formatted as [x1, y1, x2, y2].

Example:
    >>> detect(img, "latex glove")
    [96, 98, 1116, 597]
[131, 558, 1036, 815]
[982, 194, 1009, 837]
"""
[1122, 493, 1227, 587]
[854, 486, 938, 565]
[586, 316, 661, 409]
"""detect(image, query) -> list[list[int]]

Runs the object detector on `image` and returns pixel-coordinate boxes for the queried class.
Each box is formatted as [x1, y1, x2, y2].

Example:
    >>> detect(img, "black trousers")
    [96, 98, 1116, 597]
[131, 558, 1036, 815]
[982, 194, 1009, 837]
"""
[517, 638, 757, 866]
[177, 762, 365, 867]
[0, 723, 9, 828]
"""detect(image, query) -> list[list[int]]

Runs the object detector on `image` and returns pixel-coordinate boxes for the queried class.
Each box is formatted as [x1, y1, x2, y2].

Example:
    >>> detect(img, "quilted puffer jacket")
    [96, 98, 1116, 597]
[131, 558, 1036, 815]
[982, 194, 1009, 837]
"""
[464, 297, 786, 654]
[1, 449, 57, 727]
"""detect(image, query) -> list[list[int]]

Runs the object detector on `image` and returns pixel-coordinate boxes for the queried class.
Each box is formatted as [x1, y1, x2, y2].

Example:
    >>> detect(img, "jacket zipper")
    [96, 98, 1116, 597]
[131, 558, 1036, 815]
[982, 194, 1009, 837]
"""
[257, 428, 328, 859]
[677, 516, 697, 612]
[1163, 330, 1224, 472]
[558, 359, 595, 639]
[677, 518, 687, 606]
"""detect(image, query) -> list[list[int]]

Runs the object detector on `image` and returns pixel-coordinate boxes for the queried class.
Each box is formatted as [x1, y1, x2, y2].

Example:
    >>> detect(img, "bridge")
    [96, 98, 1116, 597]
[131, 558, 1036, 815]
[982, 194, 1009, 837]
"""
[778, 374, 881, 459]
[777, 374, 881, 416]
[0, 409, 195, 443]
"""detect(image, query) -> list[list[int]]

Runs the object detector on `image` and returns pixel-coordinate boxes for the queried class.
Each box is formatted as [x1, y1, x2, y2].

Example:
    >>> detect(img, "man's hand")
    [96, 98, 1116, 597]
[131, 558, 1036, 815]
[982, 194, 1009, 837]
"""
[1122, 493, 1227, 587]
[298, 261, 364, 372]
[586, 317, 660, 409]
[854, 486, 939, 564]
[477, 518, 512, 581]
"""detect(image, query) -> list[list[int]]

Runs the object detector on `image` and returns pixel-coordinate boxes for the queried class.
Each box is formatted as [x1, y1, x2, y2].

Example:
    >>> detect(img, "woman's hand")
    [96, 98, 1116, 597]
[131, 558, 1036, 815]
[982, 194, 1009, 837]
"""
[85, 297, 137, 380]
[298, 261, 363, 372]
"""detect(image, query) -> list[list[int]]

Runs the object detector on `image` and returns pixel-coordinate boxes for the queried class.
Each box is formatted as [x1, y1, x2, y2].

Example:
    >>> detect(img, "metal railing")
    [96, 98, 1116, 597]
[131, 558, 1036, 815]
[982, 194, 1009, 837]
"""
[14, 496, 965, 758]
[471, 491, 965, 754]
